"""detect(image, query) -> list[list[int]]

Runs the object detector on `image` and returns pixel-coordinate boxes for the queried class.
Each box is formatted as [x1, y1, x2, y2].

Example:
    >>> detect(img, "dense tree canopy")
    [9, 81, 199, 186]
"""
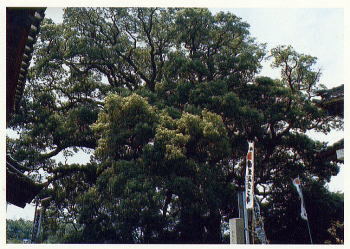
[7, 8, 343, 244]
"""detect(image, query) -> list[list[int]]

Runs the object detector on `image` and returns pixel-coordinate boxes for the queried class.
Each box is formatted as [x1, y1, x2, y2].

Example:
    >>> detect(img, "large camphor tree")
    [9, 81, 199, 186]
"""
[7, 8, 343, 244]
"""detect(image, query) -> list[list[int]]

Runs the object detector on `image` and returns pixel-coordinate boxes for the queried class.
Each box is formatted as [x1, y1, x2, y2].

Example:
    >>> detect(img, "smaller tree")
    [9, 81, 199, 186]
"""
[6, 219, 33, 243]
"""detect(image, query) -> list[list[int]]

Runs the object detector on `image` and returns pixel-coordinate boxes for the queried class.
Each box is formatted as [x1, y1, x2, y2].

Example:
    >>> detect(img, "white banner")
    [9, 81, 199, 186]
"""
[292, 177, 308, 220]
[245, 141, 254, 209]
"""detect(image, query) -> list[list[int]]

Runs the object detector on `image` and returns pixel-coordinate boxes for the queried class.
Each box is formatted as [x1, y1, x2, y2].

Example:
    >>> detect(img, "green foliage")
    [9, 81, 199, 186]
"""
[8, 7, 343, 244]
[271, 45, 319, 93]
[263, 181, 343, 244]
[92, 93, 158, 162]
[6, 219, 33, 243]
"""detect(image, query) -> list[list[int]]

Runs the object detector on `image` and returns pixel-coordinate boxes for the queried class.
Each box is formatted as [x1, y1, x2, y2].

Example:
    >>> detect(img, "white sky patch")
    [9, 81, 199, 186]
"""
[52, 148, 93, 165]
[6, 128, 20, 139]
[211, 8, 344, 89]
[45, 7, 64, 24]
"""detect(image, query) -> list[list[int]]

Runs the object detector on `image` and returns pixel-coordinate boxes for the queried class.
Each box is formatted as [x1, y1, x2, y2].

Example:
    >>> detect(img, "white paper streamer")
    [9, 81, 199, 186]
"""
[292, 177, 308, 220]
[245, 141, 254, 209]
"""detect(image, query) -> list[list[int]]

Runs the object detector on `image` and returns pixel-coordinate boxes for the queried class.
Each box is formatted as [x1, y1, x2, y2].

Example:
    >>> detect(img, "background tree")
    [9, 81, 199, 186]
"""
[7, 8, 343, 244]
[6, 219, 33, 243]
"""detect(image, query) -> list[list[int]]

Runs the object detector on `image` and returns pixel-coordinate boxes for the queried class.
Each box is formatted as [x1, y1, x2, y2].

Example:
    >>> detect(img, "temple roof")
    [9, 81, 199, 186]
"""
[6, 7, 46, 208]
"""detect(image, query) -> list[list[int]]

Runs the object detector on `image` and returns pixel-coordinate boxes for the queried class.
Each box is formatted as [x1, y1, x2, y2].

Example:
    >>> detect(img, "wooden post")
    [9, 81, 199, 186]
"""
[229, 218, 245, 244]
[242, 191, 250, 244]
[31, 198, 39, 243]
[237, 191, 244, 219]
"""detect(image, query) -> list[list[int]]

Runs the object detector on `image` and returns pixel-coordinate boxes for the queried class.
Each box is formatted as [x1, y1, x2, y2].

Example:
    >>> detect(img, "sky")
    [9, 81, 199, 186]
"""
[6, 7, 345, 221]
